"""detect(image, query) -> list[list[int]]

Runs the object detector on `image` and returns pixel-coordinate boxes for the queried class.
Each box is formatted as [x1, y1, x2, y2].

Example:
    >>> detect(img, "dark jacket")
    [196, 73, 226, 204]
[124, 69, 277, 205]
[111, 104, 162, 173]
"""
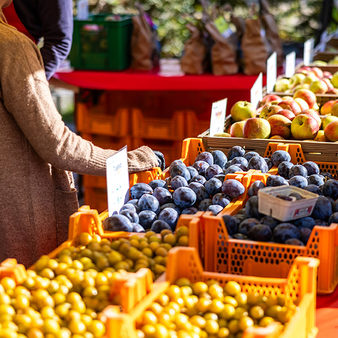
[13, 0, 73, 79]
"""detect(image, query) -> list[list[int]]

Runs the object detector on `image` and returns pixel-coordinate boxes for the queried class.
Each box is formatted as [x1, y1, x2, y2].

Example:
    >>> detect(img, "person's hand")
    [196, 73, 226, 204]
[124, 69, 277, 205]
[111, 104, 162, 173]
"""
[153, 150, 166, 171]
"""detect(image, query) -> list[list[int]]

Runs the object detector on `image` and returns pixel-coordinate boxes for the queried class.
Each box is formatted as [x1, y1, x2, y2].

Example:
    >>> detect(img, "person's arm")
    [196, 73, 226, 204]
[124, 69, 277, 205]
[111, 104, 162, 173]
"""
[37, 0, 73, 79]
[0, 32, 158, 175]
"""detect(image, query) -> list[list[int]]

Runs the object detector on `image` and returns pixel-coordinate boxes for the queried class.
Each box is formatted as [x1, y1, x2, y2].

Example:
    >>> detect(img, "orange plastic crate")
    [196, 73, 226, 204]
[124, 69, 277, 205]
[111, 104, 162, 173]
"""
[201, 210, 338, 294]
[76, 103, 130, 137]
[80, 133, 133, 150]
[47, 206, 202, 263]
[102, 247, 319, 338]
[181, 138, 338, 178]
[185, 110, 212, 138]
[131, 108, 185, 141]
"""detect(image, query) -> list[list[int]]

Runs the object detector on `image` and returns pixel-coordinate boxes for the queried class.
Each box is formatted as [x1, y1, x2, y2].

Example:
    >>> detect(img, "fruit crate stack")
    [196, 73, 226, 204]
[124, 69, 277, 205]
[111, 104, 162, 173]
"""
[76, 90, 191, 212]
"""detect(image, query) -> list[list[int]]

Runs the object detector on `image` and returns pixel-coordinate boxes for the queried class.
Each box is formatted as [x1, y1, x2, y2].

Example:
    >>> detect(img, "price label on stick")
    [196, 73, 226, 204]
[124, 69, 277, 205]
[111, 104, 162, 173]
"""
[209, 98, 228, 137]
[106, 147, 130, 216]
[266, 52, 277, 93]
[250, 73, 263, 109]
[77, 0, 89, 20]
[285, 51, 296, 77]
[303, 38, 314, 66]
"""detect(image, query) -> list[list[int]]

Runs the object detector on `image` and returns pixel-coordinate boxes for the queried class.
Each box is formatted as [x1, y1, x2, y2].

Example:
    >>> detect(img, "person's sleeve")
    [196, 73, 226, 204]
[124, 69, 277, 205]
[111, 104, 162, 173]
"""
[0, 35, 158, 175]
[37, 0, 73, 79]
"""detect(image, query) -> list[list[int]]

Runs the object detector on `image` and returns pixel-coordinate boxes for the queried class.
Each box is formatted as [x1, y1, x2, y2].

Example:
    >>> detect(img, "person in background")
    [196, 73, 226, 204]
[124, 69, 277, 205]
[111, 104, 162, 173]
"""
[3, 0, 73, 79]
[0, 0, 164, 267]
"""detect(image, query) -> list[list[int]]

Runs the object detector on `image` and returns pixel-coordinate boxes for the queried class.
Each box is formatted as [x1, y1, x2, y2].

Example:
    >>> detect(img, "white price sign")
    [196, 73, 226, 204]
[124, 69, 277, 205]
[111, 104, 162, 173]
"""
[266, 52, 277, 93]
[106, 147, 130, 216]
[77, 0, 89, 20]
[250, 73, 263, 109]
[209, 98, 228, 136]
[303, 38, 314, 66]
[285, 51, 296, 77]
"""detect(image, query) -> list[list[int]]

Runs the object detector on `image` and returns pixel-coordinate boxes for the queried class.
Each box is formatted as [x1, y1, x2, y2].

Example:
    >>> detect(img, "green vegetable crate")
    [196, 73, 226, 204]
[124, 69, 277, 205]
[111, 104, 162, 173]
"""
[70, 14, 133, 71]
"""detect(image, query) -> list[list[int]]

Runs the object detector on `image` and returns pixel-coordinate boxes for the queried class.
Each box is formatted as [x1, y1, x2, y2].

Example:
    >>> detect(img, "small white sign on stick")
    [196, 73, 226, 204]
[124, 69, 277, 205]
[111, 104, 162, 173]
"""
[106, 147, 130, 216]
[250, 73, 263, 109]
[285, 51, 296, 77]
[77, 0, 89, 20]
[209, 98, 228, 136]
[266, 52, 277, 93]
[303, 38, 314, 66]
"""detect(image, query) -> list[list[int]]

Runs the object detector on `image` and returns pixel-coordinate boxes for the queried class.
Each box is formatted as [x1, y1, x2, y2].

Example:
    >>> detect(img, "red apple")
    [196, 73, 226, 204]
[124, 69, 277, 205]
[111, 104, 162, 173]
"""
[267, 115, 291, 138]
[324, 121, 338, 141]
[320, 100, 337, 115]
[322, 115, 338, 129]
[302, 109, 321, 127]
[278, 99, 301, 115]
[243, 118, 271, 139]
[311, 67, 323, 78]
[291, 114, 320, 139]
[327, 88, 338, 95]
[294, 98, 309, 112]
[293, 89, 316, 109]
[277, 109, 296, 120]
[296, 66, 312, 74]
[323, 71, 333, 79]
[259, 94, 282, 107]
[323, 78, 334, 90]
[230, 101, 256, 122]
[259, 104, 283, 119]
[230, 121, 246, 137]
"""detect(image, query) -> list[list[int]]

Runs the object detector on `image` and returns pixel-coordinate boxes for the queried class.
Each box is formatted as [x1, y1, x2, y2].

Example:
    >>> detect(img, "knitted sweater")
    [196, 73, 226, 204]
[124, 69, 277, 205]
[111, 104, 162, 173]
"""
[0, 12, 158, 266]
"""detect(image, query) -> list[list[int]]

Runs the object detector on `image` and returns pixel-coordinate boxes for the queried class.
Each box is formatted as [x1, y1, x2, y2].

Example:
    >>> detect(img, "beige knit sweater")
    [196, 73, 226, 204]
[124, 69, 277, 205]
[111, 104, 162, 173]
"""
[0, 12, 158, 266]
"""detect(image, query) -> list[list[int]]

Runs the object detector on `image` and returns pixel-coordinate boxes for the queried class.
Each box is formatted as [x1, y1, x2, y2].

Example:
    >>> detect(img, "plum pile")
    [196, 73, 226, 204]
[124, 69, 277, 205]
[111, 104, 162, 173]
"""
[137, 279, 295, 337]
[223, 177, 338, 245]
[104, 147, 257, 233]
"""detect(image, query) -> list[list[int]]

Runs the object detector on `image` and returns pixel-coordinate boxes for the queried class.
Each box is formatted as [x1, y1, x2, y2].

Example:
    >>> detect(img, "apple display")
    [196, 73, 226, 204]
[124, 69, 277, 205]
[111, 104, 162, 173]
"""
[230, 121, 246, 137]
[293, 89, 316, 109]
[324, 121, 338, 141]
[291, 114, 320, 140]
[267, 115, 291, 138]
[243, 118, 271, 139]
[230, 101, 256, 122]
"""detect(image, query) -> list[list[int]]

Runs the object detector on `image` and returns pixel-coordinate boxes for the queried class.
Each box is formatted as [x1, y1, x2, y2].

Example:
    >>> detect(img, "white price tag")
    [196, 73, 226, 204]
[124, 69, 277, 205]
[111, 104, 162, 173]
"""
[106, 147, 130, 216]
[250, 73, 263, 109]
[77, 0, 89, 20]
[303, 38, 314, 66]
[209, 98, 228, 136]
[285, 51, 296, 77]
[266, 52, 277, 93]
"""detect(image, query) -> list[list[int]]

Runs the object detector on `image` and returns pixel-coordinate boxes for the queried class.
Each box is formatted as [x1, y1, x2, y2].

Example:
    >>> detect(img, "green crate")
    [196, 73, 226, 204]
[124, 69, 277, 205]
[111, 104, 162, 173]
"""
[70, 14, 133, 71]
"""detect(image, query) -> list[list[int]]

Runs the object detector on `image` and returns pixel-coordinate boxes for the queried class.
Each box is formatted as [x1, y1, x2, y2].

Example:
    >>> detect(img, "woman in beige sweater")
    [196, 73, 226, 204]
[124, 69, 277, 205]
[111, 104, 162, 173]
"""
[0, 1, 159, 267]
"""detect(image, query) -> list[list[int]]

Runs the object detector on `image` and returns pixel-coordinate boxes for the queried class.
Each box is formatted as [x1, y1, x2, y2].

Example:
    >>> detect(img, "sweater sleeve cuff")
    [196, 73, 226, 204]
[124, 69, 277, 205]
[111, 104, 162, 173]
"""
[90, 145, 159, 176]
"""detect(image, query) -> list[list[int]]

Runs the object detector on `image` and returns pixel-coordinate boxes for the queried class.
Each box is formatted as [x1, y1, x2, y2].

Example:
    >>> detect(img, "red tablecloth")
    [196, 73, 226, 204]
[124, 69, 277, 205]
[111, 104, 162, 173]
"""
[55, 70, 266, 91]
